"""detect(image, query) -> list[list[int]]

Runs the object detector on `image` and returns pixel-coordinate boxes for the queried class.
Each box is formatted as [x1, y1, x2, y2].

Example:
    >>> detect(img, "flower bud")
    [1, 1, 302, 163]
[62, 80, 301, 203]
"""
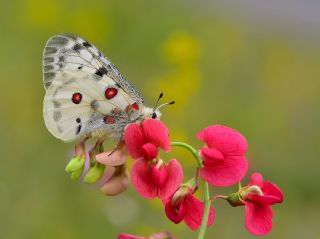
[70, 168, 83, 181]
[239, 185, 263, 200]
[226, 192, 244, 207]
[101, 164, 130, 196]
[83, 161, 105, 184]
[171, 183, 193, 208]
[65, 156, 85, 173]
[149, 231, 175, 239]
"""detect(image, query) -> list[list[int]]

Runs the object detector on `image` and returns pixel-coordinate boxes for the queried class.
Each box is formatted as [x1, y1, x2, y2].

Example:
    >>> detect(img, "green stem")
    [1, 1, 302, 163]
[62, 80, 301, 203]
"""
[171, 142, 211, 239]
[171, 142, 203, 168]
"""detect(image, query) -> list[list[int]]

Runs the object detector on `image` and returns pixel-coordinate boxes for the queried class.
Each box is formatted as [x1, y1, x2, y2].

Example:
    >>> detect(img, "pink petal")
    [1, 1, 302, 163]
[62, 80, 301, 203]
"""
[130, 159, 157, 199]
[261, 182, 283, 203]
[165, 198, 187, 224]
[150, 164, 169, 188]
[248, 182, 283, 205]
[249, 172, 264, 186]
[142, 119, 171, 152]
[124, 123, 146, 159]
[197, 125, 248, 156]
[118, 233, 146, 239]
[96, 148, 128, 166]
[200, 148, 225, 166]
[200, 156, 248, 186]
[245, 202, 273, 236]
[184, 194, 215, 231]
[141, 143, 158, 161]
[158, 159, 183, 200]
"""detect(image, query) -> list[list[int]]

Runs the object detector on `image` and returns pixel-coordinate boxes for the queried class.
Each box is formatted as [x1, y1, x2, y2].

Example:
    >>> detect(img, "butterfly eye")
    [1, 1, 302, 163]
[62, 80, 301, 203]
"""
[152, 112, 157, 119]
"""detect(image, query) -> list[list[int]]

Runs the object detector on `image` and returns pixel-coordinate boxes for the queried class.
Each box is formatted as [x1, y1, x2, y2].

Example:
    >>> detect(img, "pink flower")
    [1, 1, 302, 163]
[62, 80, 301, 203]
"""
[95, 147, 130, 195]
[118, 231, 175, 239]
[131, 158, 183, 200]
[118, 233, 145, 239]
[240, 173, 283, 236]
[164, 186, 215, 231]
[197, 125, 248, 186]
[124, 119, 171, 161]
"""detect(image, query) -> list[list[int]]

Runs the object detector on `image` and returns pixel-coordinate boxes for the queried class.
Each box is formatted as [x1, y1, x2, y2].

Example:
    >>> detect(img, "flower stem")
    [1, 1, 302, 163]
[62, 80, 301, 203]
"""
[198, 182, 210, 239]
[171, 142, 203, 168]
[171, 142, 211, 239]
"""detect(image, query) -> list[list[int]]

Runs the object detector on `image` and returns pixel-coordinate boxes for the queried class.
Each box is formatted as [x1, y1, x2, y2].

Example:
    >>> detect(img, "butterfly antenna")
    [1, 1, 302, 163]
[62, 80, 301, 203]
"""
[155, 101, 175, 111]
[153, 93, 164, 111]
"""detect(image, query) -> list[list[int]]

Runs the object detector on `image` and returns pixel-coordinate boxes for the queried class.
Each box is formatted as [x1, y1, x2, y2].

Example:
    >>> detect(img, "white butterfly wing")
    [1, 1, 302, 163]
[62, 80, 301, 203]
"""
[43, 70, 136, 142]
[43, 33, 143, 104]
[42, 33, 144, 142]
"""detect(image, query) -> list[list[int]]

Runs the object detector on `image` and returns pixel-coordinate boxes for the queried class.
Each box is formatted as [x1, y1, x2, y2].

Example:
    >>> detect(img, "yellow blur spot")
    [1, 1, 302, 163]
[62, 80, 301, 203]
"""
[25, 0, 61, 27]
[162, 31, 200, 65]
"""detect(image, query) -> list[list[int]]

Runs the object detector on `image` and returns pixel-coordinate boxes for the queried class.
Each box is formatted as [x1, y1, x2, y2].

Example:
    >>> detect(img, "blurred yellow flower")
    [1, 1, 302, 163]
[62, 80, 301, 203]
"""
[162, 31, 200, 65]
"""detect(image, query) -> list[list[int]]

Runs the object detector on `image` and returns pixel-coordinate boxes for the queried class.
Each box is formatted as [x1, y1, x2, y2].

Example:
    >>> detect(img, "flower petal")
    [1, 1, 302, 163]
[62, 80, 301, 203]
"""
[200, 148, 225, 166]
[249, 172, 263, 186]
[118, 233, 146, 239]
[248, 182, 284, 205]
[131, 159, 157, 199]
[200, 156, 248, 186]
[96, 148, 128, 166]
[124, 123, 145, 159]
[141, 143, 158, 161]
[261, 182, 284, 203]
[142, 119, 171, 152]
[184, 194, 215, 231]
[197, 125, 248, 156]
[158, 159, 183, 200]
[245, 202, 273, 236]
[165, 198, 187, 224]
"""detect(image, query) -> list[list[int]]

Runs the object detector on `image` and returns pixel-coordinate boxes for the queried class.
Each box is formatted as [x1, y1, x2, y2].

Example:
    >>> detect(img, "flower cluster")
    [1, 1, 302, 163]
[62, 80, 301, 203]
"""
[65, 119, 283, 238]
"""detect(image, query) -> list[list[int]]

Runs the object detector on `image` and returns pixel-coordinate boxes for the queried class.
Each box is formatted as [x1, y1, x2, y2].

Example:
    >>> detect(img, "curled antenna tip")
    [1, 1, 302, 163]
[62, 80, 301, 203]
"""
[169, 101, 175, 105]
[159, 92, 164, 98]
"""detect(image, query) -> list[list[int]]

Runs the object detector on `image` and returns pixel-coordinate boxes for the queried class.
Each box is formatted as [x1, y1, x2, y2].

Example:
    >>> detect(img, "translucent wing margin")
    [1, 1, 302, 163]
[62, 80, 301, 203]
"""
[42, 32, 143, 104]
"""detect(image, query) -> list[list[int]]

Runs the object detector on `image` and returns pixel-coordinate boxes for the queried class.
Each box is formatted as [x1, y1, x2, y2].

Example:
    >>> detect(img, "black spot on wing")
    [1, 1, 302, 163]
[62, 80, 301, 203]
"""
[72, 43, 82, 52]
[48, 36, 69, 46]
[44, 72, 55, 80]
[78, 65, 83, 70]
[44, 57, 54, 64]
[53, 111, 62, 121]
[76, 125, 82, 135]
[95, 67, 108, 77]
[53, 100, 61, 108]
[83, 41, 92, 48]
[44, 65, 54, 71]
[90, 100, 99, 110]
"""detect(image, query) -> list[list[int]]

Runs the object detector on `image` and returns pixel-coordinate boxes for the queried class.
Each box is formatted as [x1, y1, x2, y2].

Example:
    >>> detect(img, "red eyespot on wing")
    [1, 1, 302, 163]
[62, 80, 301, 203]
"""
[132, 103, 139, 110]
[125, 105, 132, 113]
[104, 115, 116, 124]
[72, 93, 82, 104]
[105, 88, 118, 99]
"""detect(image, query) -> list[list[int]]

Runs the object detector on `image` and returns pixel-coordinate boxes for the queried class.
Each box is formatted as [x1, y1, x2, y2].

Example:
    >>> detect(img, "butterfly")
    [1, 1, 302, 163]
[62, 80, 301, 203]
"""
[42, 33, 172, 150]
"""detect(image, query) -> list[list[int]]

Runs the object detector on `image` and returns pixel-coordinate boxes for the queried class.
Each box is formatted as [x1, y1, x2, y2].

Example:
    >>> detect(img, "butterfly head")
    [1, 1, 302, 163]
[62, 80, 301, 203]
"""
[141, 93, 174, 121]
[141, 107, 162, 120]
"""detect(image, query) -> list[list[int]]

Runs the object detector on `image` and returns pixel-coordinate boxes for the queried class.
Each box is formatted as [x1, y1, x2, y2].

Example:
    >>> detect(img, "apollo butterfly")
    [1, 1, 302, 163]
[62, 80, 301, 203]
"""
[42, 33, 174, 151]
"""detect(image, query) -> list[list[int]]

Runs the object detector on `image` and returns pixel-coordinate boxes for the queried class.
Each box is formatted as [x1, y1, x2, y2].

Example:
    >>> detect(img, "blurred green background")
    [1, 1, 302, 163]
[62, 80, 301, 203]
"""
[1, 0, 319, 238]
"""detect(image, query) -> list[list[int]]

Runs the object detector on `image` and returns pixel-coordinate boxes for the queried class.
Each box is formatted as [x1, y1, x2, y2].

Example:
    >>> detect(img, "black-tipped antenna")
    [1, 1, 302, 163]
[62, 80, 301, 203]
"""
[155, 101, 175, 111]
[153, 93, 164, 111]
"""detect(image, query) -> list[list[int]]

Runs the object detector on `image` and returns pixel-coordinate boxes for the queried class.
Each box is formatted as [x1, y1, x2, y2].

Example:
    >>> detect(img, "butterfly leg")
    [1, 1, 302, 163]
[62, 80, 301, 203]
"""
[73, 136, 90, 156]
[89, 139, 105, 159]
[108, 140, 125, 156]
